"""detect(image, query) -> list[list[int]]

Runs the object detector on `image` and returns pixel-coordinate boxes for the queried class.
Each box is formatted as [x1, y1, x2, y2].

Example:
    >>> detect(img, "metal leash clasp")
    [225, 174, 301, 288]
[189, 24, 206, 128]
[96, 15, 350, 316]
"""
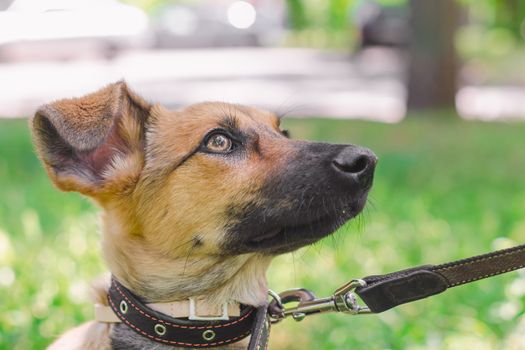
[268, 279, 371, 323]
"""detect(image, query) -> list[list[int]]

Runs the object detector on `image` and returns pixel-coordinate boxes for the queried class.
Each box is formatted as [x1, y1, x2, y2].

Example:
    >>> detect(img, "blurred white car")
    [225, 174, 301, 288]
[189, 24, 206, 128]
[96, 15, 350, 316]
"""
[0, 0, 150, 61]
[151, 0, 285, 48]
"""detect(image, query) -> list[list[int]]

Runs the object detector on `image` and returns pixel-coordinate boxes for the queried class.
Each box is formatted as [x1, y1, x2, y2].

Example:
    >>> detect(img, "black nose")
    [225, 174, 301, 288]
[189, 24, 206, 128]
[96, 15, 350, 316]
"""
[332, 146, 377, 186]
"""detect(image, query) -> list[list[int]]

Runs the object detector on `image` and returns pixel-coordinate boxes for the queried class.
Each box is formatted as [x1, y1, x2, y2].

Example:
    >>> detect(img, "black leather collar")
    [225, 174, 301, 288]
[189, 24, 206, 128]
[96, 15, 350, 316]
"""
[108, 277, 266, 348]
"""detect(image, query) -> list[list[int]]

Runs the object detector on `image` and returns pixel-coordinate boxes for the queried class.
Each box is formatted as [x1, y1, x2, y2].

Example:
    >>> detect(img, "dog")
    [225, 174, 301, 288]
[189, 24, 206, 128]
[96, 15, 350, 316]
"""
[31, 81, 377, 349]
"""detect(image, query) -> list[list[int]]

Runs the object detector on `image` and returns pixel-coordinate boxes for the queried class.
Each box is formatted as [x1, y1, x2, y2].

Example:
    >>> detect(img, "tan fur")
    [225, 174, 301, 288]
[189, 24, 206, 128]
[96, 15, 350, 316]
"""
[33, 82, 295, 349]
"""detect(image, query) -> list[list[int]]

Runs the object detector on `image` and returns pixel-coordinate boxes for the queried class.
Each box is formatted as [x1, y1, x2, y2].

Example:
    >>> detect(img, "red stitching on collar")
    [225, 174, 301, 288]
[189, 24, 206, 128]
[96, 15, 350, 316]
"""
[113, 280, 255, 330]
[109, 294, 251, 347]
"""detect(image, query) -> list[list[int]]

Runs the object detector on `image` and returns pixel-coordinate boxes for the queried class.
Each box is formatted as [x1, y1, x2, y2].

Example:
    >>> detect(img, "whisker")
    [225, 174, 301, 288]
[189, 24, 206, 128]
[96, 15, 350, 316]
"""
[292, 251, 297, 284]
[182, 246, 195, 277]
[172, 238, 197, 251]
[273, 97, 307, 120]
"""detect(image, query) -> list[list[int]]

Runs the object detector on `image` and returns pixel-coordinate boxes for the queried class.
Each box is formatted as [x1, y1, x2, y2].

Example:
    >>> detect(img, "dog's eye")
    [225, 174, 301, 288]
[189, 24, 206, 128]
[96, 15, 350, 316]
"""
[205, 133, 233, 153]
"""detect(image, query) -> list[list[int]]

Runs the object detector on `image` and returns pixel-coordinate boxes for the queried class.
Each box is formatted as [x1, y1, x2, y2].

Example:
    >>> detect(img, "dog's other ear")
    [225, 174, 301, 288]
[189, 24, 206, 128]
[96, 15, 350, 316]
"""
[31, 81, 151, 198]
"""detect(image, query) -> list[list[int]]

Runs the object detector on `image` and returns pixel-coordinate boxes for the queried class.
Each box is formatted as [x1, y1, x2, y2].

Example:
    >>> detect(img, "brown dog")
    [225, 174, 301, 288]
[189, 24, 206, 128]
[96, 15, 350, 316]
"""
[31, 81, 376, 349]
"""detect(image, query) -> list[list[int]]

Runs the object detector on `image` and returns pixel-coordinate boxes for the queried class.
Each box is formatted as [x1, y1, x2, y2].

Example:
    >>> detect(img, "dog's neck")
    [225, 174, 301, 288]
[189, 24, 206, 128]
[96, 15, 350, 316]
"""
[99, 209, 272, 307]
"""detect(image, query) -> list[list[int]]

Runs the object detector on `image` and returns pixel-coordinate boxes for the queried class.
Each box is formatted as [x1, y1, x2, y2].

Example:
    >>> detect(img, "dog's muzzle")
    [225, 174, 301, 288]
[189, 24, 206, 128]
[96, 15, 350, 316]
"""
[224, 142, 378, 255]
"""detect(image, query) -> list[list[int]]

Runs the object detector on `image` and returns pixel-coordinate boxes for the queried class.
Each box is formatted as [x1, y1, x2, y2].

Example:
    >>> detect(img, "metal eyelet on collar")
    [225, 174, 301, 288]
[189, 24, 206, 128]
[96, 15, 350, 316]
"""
[154, 324, 167, 336]
[202, 329, 216, 341]
[119, 300, 128, 314]
[108, 278, 258, 347]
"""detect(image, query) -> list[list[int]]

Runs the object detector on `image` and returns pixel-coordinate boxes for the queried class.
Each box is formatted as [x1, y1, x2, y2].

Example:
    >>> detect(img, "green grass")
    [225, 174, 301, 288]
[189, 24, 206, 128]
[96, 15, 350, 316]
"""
[1, 117, 525, 349]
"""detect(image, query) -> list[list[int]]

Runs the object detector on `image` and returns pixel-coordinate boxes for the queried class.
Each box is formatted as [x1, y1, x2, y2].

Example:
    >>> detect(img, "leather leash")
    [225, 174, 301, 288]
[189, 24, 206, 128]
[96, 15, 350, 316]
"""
[268, 243, 525, 322]
[356, 243, 525, 313]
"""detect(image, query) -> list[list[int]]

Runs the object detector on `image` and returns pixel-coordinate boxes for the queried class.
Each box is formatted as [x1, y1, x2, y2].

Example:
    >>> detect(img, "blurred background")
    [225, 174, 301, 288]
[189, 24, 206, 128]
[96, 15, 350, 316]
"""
[0, 0, 525, 349]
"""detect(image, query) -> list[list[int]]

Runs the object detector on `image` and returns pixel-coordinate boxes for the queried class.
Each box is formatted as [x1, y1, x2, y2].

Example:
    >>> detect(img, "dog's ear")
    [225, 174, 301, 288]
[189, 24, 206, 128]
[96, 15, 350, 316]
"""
[31, 81, 151, 197]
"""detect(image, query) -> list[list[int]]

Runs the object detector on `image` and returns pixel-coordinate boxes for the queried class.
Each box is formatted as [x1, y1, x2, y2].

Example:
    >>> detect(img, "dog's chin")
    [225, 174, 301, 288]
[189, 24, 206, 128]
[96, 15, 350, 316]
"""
[231, 196, 368, 255]
[244, 215, 349, 255]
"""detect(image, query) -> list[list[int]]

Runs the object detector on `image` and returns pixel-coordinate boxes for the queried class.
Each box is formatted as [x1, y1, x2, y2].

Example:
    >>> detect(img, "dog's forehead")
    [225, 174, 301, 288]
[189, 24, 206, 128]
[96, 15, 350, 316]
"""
[181, 102, 279, 130]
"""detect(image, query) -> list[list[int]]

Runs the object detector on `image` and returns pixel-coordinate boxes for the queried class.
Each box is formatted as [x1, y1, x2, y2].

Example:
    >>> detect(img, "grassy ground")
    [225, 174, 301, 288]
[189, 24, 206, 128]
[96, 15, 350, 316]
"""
[0, 116, 524, 349]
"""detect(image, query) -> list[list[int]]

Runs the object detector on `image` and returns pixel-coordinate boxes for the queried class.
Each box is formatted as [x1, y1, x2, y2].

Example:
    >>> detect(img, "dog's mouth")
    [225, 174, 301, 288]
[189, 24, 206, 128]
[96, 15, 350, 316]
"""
[230, 196, 368, 255]
[245, 216, 337, 253]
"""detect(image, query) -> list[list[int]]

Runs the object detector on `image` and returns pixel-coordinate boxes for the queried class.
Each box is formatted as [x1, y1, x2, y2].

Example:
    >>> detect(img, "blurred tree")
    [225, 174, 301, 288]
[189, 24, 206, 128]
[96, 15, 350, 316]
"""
[286, 0, 308, 30]
[494, 0, 525, 38]
[407, 0, 460, 112]
[328, 0, 352, 30]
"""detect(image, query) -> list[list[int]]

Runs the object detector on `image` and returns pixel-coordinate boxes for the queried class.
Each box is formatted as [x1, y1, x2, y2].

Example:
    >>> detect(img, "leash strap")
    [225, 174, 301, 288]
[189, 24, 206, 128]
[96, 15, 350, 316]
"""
[247, 303, 271, 350]
[355, 244, 525, 313]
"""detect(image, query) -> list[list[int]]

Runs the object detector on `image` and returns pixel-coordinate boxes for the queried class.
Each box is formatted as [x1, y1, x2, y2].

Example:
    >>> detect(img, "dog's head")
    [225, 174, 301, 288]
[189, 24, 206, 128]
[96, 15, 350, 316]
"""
[32, 82, 376, 300]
